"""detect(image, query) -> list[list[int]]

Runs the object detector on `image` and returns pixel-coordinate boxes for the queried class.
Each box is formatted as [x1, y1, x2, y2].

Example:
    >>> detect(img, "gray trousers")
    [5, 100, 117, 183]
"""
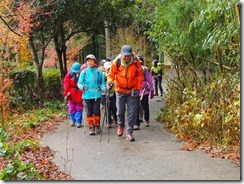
[116, 91, 139, 134]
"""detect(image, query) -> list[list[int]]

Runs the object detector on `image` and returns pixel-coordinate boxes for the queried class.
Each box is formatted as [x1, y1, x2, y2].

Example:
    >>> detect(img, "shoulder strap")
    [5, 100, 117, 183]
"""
[70, 72, 74, 78]
[117, 58, 121, 71]
[142, 66, 147, 81]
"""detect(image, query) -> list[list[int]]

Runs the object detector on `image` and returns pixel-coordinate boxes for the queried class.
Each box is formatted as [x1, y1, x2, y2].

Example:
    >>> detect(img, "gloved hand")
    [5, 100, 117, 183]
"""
[81, 86, 87, 91]
[150, 91, 154, 99]
[106, 82, 113, 90]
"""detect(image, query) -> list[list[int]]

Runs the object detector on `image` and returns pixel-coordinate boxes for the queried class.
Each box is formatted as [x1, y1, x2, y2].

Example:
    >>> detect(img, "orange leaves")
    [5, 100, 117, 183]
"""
[0, 74, 12, 107]
[16, 3, 34, 34]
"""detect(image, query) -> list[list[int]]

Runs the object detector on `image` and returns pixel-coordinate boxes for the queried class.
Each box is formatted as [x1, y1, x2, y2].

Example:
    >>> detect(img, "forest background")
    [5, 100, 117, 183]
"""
[0, 0, 240, 180]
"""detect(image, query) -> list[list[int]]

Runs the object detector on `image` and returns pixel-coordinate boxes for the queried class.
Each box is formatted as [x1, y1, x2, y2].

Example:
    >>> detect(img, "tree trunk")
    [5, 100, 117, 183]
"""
[54, 24, 68, 82]
[104, 20, 110, 59]
[0, 105, 5, 130]
[28, 37, 45, 106]
[215, 43, 223, 73]
[54, 35, 65, 80]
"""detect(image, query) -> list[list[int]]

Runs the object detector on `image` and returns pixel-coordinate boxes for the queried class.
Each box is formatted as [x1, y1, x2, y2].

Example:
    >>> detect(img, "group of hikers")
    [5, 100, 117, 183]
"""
[63, 45, 164, 142]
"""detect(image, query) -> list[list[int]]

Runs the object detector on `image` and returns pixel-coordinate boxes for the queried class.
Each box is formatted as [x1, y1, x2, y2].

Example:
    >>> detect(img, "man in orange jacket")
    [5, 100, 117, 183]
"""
[106, 45, 143, 141]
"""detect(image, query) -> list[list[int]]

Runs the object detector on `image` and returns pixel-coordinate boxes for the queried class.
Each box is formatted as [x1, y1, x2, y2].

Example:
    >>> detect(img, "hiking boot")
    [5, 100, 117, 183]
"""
[126, 134, 135, 142]
[133, 125, 140, 130]
[145, 121, 150, 127]
[89, 127, 95, 135]
[70, 121, 75, 127]
[117, 125, 124, 137]
[96, 125, 101, 134]
[76, 123, 82, 128]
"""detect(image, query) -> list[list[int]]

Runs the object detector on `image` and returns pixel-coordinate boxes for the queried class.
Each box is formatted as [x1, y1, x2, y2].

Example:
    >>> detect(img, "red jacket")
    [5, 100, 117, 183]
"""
[63, 72, 83, 104]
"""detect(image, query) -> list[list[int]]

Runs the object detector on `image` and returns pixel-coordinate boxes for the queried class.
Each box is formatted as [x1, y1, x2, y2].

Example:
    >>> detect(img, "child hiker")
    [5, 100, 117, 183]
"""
[78, 54, 106, 135]
[63, 62, 83, 128]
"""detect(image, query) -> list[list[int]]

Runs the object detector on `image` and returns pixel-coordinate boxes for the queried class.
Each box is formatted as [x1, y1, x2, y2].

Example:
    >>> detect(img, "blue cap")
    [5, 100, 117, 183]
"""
[71, 62, 81, 73]
[153, 59, 158, 65]
[121, 45, 132, 56]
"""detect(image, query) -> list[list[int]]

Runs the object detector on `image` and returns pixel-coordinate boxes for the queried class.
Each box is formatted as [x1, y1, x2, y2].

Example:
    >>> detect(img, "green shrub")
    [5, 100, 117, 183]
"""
[161, 72, 240, 148]
[43, 69, 63, 101]
[0, 160, 42, 180]
[9, 69, 38, 110]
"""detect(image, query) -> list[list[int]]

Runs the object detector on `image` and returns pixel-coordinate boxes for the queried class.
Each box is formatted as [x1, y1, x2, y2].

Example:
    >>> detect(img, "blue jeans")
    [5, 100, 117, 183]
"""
[69, 102, 83, 124]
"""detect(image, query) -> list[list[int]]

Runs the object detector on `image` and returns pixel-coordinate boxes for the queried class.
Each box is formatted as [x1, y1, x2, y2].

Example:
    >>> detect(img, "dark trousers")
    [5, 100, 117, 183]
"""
[135, 94, 149, 126]
[154, 76, 163, 95]
[85, 98, 101, 116]
[107, 93, 117, 123]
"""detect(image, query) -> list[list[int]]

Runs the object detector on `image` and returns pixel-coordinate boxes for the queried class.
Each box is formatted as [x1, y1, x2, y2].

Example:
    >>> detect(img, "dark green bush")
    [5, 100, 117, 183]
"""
[9, 69, 38, 110]
[43, 69, 63, 101]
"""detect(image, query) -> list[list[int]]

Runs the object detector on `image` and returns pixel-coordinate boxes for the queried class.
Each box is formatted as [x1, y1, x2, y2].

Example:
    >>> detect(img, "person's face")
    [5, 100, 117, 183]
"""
[87, 58, 96, 67]
[122, 55, 132, 62]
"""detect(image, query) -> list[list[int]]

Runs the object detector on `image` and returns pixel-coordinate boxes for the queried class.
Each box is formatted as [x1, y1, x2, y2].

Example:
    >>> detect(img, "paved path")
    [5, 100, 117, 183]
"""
[41, 69, 240, 180]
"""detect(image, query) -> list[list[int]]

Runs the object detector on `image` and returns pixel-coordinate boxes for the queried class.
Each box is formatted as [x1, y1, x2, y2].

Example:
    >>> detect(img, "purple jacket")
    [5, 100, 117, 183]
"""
[139, 66, 154, 96]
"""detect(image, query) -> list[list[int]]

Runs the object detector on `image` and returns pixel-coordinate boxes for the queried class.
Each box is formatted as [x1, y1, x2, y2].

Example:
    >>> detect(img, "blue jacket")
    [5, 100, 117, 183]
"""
[78, 66, 106, 100]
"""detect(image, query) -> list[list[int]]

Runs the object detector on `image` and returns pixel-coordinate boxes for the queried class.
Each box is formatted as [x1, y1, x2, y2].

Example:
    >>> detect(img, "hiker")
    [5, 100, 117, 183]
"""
[151, 59, 164, 96]
[133, 54, 154, 130]
[104, 61, 118, 128]
[107, 45, 143, 142]
[100, 59, 107, 109]
[63, 62, 83, 128]
[77, 54, 106, 135]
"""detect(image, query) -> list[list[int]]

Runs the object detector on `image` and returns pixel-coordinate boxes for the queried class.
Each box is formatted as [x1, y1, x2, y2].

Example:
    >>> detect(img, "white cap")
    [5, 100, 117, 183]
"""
[104, 62, 112, 70]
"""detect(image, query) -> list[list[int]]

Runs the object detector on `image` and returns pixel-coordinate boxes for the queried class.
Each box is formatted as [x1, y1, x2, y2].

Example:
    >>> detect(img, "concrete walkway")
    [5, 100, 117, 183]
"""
[41, 69, 240, 181]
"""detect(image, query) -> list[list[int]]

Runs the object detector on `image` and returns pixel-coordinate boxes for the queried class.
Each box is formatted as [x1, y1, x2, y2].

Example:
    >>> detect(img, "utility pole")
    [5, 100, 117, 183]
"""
[159, 51, 164, 64]
[104, 20, 110, 60]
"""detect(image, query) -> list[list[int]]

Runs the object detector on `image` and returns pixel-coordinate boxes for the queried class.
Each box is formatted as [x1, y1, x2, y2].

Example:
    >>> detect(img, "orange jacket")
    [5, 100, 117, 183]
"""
[107, 53, 143, 93]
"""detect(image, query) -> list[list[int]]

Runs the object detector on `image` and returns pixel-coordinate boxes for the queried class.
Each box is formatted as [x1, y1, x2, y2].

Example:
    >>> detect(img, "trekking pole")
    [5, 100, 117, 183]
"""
[99, 87, 111, 143]
[105, 90, 111, 143]
[99, 105, 106, 143]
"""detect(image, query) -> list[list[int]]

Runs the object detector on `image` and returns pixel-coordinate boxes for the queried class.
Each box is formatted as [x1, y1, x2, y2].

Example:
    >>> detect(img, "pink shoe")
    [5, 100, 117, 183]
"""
[126, 134, 135, 142]
[117, 126, 124, 136]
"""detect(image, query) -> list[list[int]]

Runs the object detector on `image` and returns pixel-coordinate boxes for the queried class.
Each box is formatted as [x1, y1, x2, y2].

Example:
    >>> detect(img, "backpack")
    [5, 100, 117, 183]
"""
[116, 56, 139, 71]
[116, 57, 146, 80]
